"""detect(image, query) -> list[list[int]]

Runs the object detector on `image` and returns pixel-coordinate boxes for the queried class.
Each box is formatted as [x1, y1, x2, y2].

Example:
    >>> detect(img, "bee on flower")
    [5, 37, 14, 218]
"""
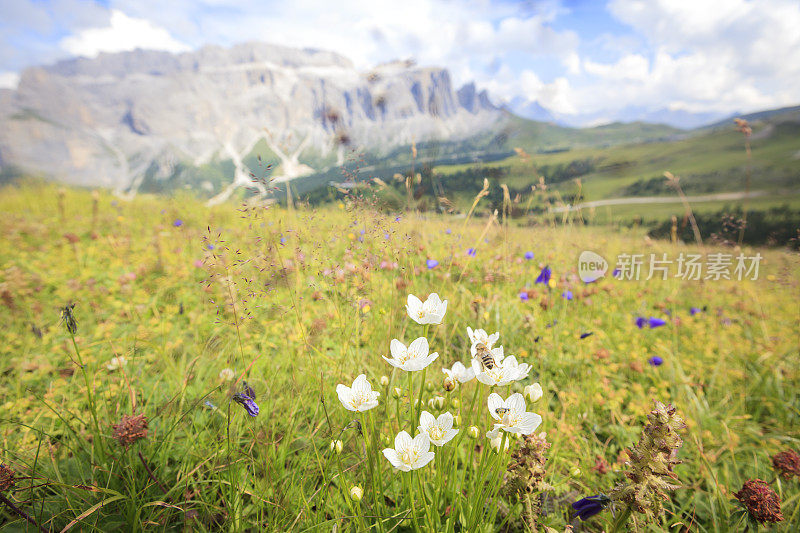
[487, 392, 543, 436]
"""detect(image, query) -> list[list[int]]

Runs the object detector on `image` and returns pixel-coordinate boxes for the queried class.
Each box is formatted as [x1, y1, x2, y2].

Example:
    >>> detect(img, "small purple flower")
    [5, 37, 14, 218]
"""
[562, 290, 573, 300]
[546, 319, 558, 328]
[280, 236, 287, 245]
[690, 306, 702, 316]
[612, 268, 621, 278]
[635, 316, 647, 329]
[445, 229, 452, 234]
[426, 259, 439, 269]
[519, 292, 529, 301]
[467, 248, 476, 257]
[173, 219, 183, 227]
[394, 216, 401, 222]
[580, 332, 593, 339]
[648, 317, 667, 328]
[232, 393, 259, 417]
[360, 229, 365, 235]
[649, 356, 664, 366]
[572, 495, 610, 521]
[535, 266, 551, 284]
[524, 251, 534, 260]
[206, 244, 215, 250]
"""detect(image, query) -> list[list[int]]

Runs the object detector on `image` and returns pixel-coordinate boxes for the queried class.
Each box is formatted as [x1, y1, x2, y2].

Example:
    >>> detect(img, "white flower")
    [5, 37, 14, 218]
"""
[406, 293, 448, 325]
[487, 392, 542, 435]
[467, 326, 500, 357]
[418, 411, 458, 446]
[524, 383, 543, 403]
[336, 374, 380, 412]
[219, 368, 235, 381]
[487, 430, 510, 452]
[106, 356, 127, 371]
[498, 355, 531, 382]
[383, 337, 439, 371]
[382, 431, 436, 471]
[350, 485, 364, 501]
[329, 440, 343, 454]
[442, 361, 476, 383]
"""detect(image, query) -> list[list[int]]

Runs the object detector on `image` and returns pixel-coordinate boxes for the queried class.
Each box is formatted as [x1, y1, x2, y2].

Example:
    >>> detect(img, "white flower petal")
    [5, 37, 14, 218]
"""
[419, 410, 436, 429]
[518, 412, 543, 434]
[506, 393, 526, 414]
[437, 412, 454, 431]
[395, 430, 413, 452]
[487, 393, 503, 420]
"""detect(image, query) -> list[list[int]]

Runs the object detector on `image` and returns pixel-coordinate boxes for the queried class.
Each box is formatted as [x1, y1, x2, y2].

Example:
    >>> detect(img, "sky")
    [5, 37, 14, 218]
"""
[1, 0, 798, 126]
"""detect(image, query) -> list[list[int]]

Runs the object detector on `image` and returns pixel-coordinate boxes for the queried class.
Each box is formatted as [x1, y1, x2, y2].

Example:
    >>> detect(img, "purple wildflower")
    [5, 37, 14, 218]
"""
[445, 229, 452, 234]
[467, 248, 477, 257]
[562, 290, 573, 300]
[690, 307, 702, 316]
[572, 495, 610, 521]
[648, 317, 667, 328]
[635, 316, 647, 329]
[426, 259, 439, 269]
[524, 251, 534, 260]
[173, 219, 183, 227]
[535, 266, 551, 284]
[612, 268, 621, 278]
[649, 356, 664, 366]
[519, 292, 529, 301]
[232, 393, 259, 417]
[580, 332, 593, 339]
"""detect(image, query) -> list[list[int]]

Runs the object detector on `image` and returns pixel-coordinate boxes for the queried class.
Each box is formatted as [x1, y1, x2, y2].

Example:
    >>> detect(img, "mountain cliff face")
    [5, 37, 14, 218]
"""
[0, 42, 503, 199]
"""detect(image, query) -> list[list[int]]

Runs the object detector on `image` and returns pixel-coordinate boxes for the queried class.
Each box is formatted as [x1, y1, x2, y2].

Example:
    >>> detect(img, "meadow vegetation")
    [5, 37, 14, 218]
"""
[0, 183, 798, 531]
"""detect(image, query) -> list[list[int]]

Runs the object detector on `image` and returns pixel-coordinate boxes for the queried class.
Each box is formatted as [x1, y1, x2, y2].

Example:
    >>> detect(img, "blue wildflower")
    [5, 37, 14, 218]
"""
[535, 266, 551, 284]
[519, 291, 529, 301]
[546, 320, 558, 328]
[204, 400, 217, 410]
[580, 332, 593, 339]
[426, 259, 439, 269]
[467, 248, 477, 257]
[649, 356, 664, 366]
[232, 381, 259, 417]
[690, 307, 702, 316]
[648, 317, 667, 328]
[173, 219, 183, 227]
[635, 316, 647, 329]
[445, 229, 452, 234]
[612, 268, 621, 278]
[280, 236, 287, 245]
[524, 251, 534, 260]
[206, 244, 215, 250]
[394, 216, 401, 222]
[562, 290, 573, 300]
[572, 495, 611, 521]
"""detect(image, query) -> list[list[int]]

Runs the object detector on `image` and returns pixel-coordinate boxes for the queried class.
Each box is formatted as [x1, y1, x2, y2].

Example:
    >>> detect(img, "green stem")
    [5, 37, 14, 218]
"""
[611, 505, 632, 533]
[69, 334, 104, 455]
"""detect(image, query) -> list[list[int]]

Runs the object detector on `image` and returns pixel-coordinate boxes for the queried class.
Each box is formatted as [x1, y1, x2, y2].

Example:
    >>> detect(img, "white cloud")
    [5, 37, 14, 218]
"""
[0, 71, 20, 89]
[59, 10, 190, 58]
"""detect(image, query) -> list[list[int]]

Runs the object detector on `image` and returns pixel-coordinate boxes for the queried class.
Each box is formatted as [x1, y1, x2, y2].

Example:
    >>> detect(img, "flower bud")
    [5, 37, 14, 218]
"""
[350, 485, 364, 502]
[433, 396, 445, 409]
[425, 381, 434, 392]
[450, 398, 460, 409]
[413, 398, 419, 408]
[219, 367, 235, 381]
[467, 426, 480, 439]
[571, 467, 581, 477]
[524, 383, 543, 403]
[489, 432, 510, 453]
[381, 433, 391, 446]
[454, 414, 462, 426]
[392, 387, 402, 399]
[443, 375, 456, 392]
[329, 440, 343, 454]
[380, 375, 390, 386]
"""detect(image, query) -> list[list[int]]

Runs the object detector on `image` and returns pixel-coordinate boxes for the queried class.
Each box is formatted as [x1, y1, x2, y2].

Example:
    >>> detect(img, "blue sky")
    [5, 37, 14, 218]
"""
[1, 0, 798, 125]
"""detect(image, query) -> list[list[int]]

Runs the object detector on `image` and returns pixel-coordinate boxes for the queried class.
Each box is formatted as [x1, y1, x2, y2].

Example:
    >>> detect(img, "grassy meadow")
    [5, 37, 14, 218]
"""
[1, 183, 799, 532]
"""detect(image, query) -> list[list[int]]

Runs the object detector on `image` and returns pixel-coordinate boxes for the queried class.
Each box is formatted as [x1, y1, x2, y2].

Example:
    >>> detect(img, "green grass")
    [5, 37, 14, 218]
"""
[0, 184, 798, 531]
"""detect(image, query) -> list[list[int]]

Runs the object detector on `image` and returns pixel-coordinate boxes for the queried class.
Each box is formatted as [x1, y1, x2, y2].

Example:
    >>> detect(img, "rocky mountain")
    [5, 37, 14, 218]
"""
[0, 42, 503, 202]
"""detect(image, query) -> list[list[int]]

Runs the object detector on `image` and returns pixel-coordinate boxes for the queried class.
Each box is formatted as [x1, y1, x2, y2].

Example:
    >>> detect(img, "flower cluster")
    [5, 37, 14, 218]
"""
[734, 479, 784, 524]
[112, 413, 149, 448]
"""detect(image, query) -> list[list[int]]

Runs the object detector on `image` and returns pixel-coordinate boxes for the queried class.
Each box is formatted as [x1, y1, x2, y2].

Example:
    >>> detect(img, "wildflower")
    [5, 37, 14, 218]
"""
[219, 368, 235, 381]
[467, 327, 500, 357]
[0, 464, 16, 491]
[442, 361, 476, 383]
[445, 229, 452, 234]
[173, 219, 183, 227]
[572, 495, 611, 521]
[350, 485, 364, 502]
[612, 268, 621, 278]
[772, 450, 800, 480]
[392, 387, 403, 398]
[380, 375, 390, 386]
[609, 401, 685, 518]
[519, 292, 529, 301]
[648, 356, 663, 367]
[535, 266, 551, 284]
[336, 374, 380, 412]
[468, 426, 480, 439]
[443, 375, 456, 392]
[524, 251, 534, 260]
[203, 400, 217, 410]
[426, 259, 439, 269]
[734, 479, 784, 524]
[488, 431, 510, 452]
[473, 350, 531, 386]
[418, 411, 458, 446]
[384, 337, 439, 371]
[487, 392, 542, 435]
[406, 293, 448, 325]
[689, 306, 702, 316]
[382, 431, 435, 471]
[467, 247, 476, 256]
[579, 332, 593, 339]
[648, 317, 667, 328]
[232, 390, 259, 417]
[524, 383, 543, 403]
[106, 356, 127, 371]
[112, 413, 149, 447]
[562, 290, 573, 300]
[330, 440, 343, 454]
[635, 316, 647, 329]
